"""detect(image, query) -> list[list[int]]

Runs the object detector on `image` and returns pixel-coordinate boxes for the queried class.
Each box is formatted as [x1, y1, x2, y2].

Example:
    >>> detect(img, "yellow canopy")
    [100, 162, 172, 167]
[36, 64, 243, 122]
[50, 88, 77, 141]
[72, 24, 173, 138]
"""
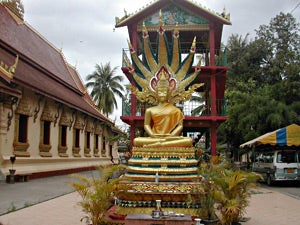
[240, 124, 300, 148]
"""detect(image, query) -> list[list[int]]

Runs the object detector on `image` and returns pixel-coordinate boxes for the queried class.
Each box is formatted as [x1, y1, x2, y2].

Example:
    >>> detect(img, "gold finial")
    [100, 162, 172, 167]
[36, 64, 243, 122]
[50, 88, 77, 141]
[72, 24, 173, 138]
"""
[127, 39, 135, 54]
[0, 54, 19, 81]
[190, 36, 196, 53]
[2, 0, 24, 21]
[159, 10, 163, 26]
[142, 21, 149, 38]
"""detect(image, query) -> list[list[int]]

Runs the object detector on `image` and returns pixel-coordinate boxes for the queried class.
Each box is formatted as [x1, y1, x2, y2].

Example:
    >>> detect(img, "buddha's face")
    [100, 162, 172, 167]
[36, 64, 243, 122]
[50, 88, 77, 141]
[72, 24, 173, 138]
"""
[157, 87, 169, 103]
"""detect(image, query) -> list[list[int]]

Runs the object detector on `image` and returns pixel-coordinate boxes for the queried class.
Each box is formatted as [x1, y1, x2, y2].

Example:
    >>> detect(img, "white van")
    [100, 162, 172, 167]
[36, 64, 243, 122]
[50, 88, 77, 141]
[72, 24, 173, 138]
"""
[253, 150, 300, 185]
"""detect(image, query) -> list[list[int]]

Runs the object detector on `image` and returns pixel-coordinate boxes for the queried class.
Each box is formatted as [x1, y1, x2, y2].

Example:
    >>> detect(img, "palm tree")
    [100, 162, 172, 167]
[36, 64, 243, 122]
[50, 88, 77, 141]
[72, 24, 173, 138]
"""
[86, 63, 124, 116]
[190, 92, 206, 116]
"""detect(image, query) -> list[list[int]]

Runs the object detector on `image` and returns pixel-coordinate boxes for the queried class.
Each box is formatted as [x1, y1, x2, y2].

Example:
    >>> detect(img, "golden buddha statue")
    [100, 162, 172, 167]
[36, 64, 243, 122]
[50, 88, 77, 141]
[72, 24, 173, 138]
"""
[122, 13, 202, 182]
[125, 17, 203, 149]
[134, 75, 192, 147]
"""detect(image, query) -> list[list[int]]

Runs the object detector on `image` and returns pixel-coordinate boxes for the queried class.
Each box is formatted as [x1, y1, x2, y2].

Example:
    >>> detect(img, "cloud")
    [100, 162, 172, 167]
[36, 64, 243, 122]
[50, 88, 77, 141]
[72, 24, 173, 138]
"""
[21, 0, 300, 126]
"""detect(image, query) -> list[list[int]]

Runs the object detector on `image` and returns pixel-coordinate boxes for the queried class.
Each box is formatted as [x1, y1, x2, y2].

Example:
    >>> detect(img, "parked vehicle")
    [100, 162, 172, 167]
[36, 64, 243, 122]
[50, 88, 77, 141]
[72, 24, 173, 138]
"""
[253, 150, 300, 185]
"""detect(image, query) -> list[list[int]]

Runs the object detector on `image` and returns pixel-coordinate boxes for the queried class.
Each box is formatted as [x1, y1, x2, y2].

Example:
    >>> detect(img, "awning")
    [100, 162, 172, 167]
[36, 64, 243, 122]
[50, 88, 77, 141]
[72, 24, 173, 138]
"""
[240, 124, 300, 148]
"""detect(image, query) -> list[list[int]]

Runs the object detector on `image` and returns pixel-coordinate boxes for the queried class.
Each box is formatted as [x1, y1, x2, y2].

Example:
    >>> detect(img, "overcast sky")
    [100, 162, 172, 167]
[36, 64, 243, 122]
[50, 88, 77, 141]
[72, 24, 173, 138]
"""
[21, 0, 300, 127]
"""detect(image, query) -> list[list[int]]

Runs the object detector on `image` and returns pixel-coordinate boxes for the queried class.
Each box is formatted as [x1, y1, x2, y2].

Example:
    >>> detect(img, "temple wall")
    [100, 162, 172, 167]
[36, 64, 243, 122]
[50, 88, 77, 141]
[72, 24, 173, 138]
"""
[0, 89, 117, 180]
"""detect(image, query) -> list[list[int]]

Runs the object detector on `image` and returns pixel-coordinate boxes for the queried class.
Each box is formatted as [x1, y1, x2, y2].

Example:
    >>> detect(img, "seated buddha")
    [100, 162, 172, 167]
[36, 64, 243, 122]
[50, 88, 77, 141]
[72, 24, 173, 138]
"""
[133, 76, 192, 148]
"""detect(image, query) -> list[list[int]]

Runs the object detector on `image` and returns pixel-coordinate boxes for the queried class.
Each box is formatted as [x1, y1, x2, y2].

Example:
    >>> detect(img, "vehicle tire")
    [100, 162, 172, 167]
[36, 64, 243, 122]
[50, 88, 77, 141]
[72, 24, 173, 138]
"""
[266, 174, 273, 186]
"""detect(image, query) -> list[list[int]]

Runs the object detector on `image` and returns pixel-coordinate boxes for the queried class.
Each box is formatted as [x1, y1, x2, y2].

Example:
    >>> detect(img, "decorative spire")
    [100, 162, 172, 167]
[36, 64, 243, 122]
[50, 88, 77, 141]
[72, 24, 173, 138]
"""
[1, 0, 24, 21]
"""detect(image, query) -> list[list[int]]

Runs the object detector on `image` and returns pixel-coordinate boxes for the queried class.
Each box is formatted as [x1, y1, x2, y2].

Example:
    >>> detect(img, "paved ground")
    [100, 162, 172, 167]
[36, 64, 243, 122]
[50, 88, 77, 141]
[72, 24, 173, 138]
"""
[0, 172, 300, 225]
[0, 170, 99, 215]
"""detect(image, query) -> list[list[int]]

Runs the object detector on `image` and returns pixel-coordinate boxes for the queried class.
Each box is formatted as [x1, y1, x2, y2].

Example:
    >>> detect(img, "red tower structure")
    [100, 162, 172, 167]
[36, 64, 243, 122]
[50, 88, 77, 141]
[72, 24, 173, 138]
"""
[115, 0, 231, 156]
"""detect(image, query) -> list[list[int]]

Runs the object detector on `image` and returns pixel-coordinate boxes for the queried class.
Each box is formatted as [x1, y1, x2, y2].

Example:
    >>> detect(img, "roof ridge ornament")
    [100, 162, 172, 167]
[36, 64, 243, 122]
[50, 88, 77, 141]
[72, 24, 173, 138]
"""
[0, 55, 19, 82]
[1, 0, 24, 21]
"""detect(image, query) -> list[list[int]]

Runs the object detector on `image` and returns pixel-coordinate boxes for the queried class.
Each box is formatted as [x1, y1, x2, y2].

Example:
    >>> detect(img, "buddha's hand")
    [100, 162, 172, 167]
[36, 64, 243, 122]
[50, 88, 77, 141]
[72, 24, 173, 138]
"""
[151, 134, 170, 138]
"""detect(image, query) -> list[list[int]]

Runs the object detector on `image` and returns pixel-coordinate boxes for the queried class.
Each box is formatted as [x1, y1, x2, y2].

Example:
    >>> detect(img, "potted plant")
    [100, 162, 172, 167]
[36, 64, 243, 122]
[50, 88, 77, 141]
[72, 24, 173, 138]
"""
[212, 163, 262, 225]
[69, 164, 127, 225]
[196, 156, 262, 225]
[195, 161, 219, 225]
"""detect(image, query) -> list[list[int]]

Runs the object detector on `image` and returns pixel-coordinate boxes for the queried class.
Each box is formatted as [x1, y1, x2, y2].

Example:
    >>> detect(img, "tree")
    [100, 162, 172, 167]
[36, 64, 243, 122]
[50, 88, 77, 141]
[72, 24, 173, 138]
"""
[86, 63, 125, 116]
[190, 92, 206, 116]
[219, 13, 300, 159]
[255, 13, 300, 105]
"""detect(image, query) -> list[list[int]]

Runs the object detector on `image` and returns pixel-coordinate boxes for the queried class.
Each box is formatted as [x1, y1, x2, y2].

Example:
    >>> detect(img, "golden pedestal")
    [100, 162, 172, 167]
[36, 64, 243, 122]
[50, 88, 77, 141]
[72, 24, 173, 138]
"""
[126, 146, 198, 182]
[114, 146, 201, 218]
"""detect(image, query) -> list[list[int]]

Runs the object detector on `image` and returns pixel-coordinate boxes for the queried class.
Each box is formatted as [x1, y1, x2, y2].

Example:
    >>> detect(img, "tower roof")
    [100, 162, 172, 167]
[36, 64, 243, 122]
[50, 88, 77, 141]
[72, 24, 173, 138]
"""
[115, 0, 231, 28]
[115, 0, 231, 52]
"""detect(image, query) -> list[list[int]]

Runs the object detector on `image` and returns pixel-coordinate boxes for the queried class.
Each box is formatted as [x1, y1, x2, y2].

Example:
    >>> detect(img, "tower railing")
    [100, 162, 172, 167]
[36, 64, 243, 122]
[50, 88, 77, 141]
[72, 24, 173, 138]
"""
[122, 47, 227, 67]
[122, 98, 227, 117]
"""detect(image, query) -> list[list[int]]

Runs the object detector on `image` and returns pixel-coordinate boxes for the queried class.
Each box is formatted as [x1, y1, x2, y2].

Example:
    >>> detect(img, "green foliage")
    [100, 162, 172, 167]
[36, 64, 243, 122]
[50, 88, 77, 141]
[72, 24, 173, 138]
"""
[198, 161, 262, 225]
[221, 13, 300, 157]
[69, 165, 128, 225]
[213, 166, 262, 224]
[86, 63, 125, 116]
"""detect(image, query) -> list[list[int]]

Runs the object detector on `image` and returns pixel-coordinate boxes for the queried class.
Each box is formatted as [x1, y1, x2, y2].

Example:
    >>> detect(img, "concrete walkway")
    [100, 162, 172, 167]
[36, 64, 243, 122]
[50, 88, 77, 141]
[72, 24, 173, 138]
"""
[0, 173, 299, 225]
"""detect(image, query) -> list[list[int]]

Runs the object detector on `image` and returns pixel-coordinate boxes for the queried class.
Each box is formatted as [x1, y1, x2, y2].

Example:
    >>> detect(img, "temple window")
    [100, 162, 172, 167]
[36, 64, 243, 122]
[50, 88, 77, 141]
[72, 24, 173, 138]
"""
[13, 114, 30, 157]
[102, 136, 106, 156]
[39, 120, 52, 157]
[95, 134, 99, 149]
[84, 131, 91, 157]
[93, 134, 99, 157]
[74, 128, 80, 148]
[58, 125, 68, 157]
[60, 125, 67, 147]
[72, 128, 81, 157]
[42, 121, 51, 145]
[18, 114, 28, 143]
[86, 131, 90, 149]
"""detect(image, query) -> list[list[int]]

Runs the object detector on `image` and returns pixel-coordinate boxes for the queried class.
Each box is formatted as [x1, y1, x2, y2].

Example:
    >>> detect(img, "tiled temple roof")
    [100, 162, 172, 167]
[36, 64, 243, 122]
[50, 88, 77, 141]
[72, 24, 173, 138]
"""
[0, 3, 122, 131]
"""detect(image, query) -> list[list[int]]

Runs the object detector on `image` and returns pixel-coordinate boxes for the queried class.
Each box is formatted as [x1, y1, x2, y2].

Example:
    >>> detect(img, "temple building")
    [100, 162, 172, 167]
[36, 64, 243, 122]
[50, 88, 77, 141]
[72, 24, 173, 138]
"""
[115, 0, 231, 155]
[0, 1, 123, 181]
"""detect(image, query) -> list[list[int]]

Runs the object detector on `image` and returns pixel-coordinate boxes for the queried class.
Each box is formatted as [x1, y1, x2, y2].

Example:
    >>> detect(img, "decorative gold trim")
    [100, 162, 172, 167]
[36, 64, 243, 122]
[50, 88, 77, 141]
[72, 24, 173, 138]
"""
[0, 55, 19, 81]
[7, 96, 18, 131]
[115, 206, 198, 216]
[39, 152, 52, 157]
[13, 142, 30, 157]
[58, 153, 69, 157]
[58, 145, 68, 154]
[39, 143, 52, 157]
[33, 95, 44, 123]
[84, 147, 91, 157]
[39, 143, 51, 151]
[16, 96, 33, 116]
[128, 159, 198, 165]
[13, 150, 30, 157]
[127, 166, 197, 174]
[2, 0, 24, 21]
[137, 24, 209, 32]
[72, 147, 81, 157]
[59, 107, 73, 127]
[131, 146, 195, 159]
[85, 118, 93, 133]
[123, 182, 202, 193]
[73, 113, 85, 130]
[41, 100, 56, 122]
